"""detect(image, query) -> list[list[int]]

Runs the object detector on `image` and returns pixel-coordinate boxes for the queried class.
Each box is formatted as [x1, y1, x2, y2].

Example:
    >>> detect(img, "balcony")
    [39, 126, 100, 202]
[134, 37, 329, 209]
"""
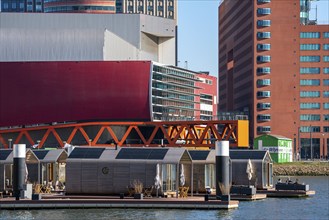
[257, 8, 271, 15]
[257, 91, 271, 98]
[257, 44, 271, 51]
[257, 55, 271, 63]
[257, 114, 271, 122]
[258, 0, 271, 3]
[257, 32, 271, 39]
[257, 79, 271, 86]
[257, 102, 271, 110]
[257, 20, 271, 27]
[257, 67, 271, 75]
[257, 126, 271, 133]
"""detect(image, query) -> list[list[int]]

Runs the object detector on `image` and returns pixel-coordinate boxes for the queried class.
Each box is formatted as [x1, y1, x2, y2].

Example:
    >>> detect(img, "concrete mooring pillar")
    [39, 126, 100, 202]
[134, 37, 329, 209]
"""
[215, 141, 230, 201]
[13, 144, 26, 200]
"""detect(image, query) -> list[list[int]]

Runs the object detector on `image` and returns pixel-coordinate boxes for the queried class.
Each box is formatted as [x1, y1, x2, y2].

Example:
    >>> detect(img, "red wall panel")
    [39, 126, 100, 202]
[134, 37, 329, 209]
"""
[0, 61, 152, 127]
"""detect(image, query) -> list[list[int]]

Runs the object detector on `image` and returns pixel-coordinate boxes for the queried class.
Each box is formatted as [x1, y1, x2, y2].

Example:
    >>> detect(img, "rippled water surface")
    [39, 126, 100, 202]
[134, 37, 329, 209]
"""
[1, 176, 328, 220]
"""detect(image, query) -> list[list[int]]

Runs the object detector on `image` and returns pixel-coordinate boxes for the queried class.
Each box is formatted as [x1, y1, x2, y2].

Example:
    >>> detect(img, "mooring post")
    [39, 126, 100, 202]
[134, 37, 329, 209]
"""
[215, 141, 230, 201]
[13, 144, 26, 200]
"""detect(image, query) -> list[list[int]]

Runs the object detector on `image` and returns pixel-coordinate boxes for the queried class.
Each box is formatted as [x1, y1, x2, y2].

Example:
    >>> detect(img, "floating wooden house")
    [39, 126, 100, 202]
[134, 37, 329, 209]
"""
[0, 149, 39, 192]
[230, 150, 273, 189]
[65, 147, 192, 195]
[27, 149, 68, 185]
[189, 149, 273, 192]
[188, 150, 216, 194]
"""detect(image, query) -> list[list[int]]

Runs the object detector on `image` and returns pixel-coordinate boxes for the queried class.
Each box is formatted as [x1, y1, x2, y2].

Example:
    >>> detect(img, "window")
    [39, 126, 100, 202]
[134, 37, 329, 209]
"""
[258, 0, 271, 3]
[300, 91, 320, 98]
[257, 55, 271, 62]
[257, 102, 271, 109]
[300, 56, 320, 62]
[257, 114, 271, 121]
[324, 127, 329, 133]
[257, 32, 271, 39]
[257, 91, 271, 98]
[300, 79, 320, 86]
[324, 80, 329, 86]
[257, 67, 271, 74]
[300, 67, 320, 74]
[257, 20, 271, 27]
[300, 114, 321, 121]
[300, 126, 321, 133]
[257, 126, 271, 133]
[324, 44, 329, 50]
[324, 115, 329, 121]
[324, 103, 329, 109]
[323, 91, 329, 98]
[257, 44, 271, 51]
[3, 3, 8, 9]
[300, 103, 320, 109]
[200, 94, 212, 100]
[324, 56, 329, 62]
[257, 8, 271, 15]
[257, 79, 271, 86]
[300, 44, 320, 50]
[300, 32, 320, 38]
[324, 32, 329, 38]
[324, 68, 329, 74]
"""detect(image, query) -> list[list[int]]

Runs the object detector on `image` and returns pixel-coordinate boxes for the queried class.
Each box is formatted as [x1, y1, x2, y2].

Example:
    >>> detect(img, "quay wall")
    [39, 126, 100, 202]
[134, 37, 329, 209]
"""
[273, 162, 329, 176]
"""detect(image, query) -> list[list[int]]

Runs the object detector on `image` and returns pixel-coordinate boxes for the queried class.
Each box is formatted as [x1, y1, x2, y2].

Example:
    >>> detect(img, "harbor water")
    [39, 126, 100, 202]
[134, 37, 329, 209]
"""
[1, 176, 328, 220]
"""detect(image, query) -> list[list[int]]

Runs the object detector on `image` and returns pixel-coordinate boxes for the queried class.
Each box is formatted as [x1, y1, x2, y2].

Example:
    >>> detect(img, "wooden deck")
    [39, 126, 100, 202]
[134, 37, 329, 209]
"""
[0, 195, 239, 210]
[231, 193, 267, 201]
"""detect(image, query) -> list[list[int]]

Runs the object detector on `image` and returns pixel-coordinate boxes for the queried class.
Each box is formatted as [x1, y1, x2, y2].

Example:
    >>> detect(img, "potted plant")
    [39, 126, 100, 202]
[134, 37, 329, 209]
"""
[132, 179, 144, 199]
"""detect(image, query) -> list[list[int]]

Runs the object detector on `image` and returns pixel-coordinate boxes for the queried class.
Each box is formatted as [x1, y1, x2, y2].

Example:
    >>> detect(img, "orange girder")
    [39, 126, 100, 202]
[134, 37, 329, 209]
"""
[0, 120, 249, 149]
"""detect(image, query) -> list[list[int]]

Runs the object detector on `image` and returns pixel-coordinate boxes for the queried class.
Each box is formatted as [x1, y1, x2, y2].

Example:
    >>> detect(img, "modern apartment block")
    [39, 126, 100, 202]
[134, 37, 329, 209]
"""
[218, 0, 329, 159]
[44, 0, 116, 13]
[1, 0, 43, 12]
[116, 0, 176, 19]
[195, 72, 218, 120]
[1, 0, 177, 19]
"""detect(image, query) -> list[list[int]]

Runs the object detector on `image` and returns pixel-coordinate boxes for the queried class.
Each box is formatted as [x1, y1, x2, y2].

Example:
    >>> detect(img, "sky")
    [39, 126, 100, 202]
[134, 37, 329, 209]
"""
[177, 0, 329, 77]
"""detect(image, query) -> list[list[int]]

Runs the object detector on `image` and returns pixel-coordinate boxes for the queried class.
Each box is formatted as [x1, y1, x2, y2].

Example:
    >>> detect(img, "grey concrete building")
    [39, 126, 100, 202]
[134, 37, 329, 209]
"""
[0, 13, 176, 65]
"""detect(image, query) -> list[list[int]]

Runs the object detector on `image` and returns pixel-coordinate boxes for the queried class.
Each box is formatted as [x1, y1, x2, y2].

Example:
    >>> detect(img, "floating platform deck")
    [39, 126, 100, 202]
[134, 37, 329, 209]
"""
[0, 196, 239, 210]
[257, 189, 316, 198]
[231, 193, 267, 201]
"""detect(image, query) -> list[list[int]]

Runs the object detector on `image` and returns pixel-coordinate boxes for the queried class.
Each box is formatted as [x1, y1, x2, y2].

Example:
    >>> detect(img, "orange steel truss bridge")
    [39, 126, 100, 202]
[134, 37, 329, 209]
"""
[0, 120, 249, 149]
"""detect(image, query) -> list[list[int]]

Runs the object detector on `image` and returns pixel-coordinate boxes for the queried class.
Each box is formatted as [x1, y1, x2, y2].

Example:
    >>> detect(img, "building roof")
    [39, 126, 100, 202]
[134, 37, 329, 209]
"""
[255, 134, 292, 141]
[67, 147, 191, 164]
[33, 149, 68, 163]
[229, 150, 268, 160]
[188, 149, 271, 163]
[0, 149, 39, 164]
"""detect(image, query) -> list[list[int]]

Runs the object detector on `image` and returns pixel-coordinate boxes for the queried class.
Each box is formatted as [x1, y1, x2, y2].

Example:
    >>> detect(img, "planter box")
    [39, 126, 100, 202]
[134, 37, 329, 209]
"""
[231, 185, 256, 195]
[220, 195, 230, 201]
[32, 194, 41, 200]
[276, 183, 309, 191]
[134, 193, 143, 199]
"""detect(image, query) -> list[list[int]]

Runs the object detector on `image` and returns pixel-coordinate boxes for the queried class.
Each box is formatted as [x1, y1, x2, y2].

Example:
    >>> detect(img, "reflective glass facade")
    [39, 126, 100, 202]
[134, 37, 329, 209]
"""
[151, 64, 199, 121]
[300, 67, 320, 74]
[300, 44, 320, 50]
[300, 79, 320, 86]
[300, 103, 320, 109]
[300, 114, 321, 121]
[300, 32, 320, 38]
[300, 91, 320, 98]
[300, 56, 321, 62]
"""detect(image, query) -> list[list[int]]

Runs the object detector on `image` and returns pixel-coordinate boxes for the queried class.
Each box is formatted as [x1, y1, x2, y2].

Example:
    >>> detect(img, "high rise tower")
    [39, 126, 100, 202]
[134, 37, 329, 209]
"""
[218, 0, 329, 159]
